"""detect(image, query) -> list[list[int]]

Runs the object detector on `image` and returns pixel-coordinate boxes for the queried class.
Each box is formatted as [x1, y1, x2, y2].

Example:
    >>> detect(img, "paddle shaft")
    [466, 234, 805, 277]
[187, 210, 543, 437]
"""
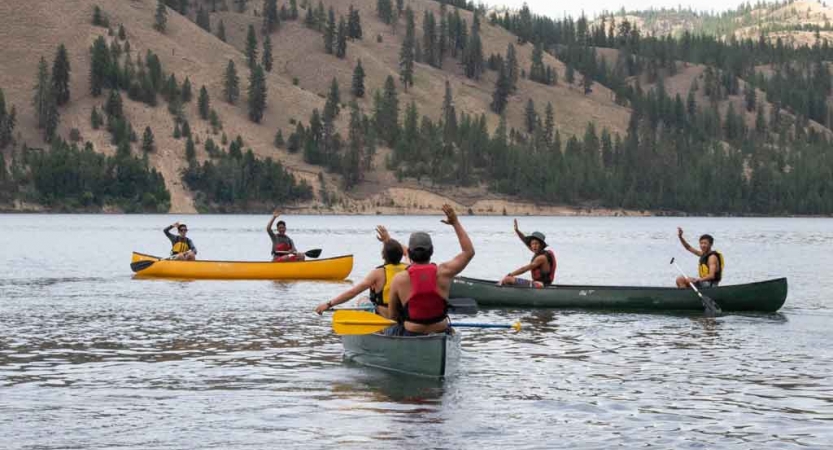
[671, 259, 721, 315]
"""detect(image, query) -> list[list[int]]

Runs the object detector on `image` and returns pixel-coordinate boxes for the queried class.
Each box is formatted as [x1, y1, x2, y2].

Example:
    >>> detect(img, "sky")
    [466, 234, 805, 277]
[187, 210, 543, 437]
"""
[481, 0, 753, 20]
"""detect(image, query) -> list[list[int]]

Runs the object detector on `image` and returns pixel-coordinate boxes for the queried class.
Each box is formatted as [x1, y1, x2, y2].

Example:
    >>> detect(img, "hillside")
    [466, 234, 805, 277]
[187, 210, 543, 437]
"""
[0, 0, 631, 215]
[2, 0, 833, 215]
[609, 0, 833, 44]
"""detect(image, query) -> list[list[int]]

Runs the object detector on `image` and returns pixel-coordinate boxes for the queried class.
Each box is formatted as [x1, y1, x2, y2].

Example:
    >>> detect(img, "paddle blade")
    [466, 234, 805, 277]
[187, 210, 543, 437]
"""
[448, 298, 478, 315]
[130, 260, 156, 272]
[332, 310, 395, 335]
[670, 257, 675, 264]
[701, 294, 722, 317]
[304, 248, 323, 258]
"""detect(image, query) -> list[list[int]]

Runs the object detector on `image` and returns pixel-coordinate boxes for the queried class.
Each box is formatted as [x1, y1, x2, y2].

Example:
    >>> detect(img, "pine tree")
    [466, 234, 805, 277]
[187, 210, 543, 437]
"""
[438, 3, 448, 67]
[442, 80, 457, 141]
[89, 36, 110, 96]
[315, 1, 325, 31]
[246, 25, 258, 69]
[423, 10, 437, 67]
[352, 59, 365, 97]
[224, 60, 240, 104]
[142, 126, 155, 152]
[581, 73, 593, 94]
[185, 136, 196, 161]
[463, 20, 484, 79]
[378, 75, 399, 146]
[566, 64, 575, 84]
[399, 7, 415, 90]
[92, 5, 104, 26]
[290, 0, 298, 20]
[745, 83, 757, 112]
[173, 121, 182, 139]
[262, 34, 273, 72]
[491, 60, 510, 114]
[525, 98, 537, 134]
[178, 0, 189, 15]
[344, 100, 365, 189]
[52, 44, 71, 106]
[348, 5, 362, 40]
[154, 0, 167, 32]
[377, 0, 393, 25]
[179, 121, 191, 140]
[197, 7, 211, 32]
[544, 102, 554, 144]
[274, 129, 285, 147]
[263, 0, 279, 33]
[181, 77, 192, 102]
[323, 77, 340, 121]
[217, 20, 227, 42]
[396, 0, 403, 18]
[33, 57, 52, 129]
[90, 106, 102, 129]
[305, 4, 316, 28]
[248, 64, 267, 123]
[529, 42, 545, 84]
[198, 86, 210, 120]
[336, 16, 348, 58]
[324, 7, 336, 54]
[506, 43, 518, 92]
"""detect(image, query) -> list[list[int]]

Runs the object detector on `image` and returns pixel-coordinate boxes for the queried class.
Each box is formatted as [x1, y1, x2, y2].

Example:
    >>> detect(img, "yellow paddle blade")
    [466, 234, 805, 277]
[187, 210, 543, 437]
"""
[332, 310, 396, 335]
[511, 321, 522, 332]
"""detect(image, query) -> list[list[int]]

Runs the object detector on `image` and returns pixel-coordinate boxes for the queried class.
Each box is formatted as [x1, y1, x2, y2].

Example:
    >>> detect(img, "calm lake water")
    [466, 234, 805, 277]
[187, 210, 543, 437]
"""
[1, 214, 832, 449]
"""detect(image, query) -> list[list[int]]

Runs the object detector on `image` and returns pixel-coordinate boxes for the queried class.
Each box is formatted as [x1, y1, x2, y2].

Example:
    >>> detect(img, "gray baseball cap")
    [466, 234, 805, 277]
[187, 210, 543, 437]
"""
[408, 232, 433, 251]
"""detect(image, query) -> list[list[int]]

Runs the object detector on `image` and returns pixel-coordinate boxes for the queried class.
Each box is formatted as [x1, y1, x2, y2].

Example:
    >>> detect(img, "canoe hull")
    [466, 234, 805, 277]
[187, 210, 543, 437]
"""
[342, 331, 461, 378]
[450, 277, 788, 312]
[130, 252, 353, 280]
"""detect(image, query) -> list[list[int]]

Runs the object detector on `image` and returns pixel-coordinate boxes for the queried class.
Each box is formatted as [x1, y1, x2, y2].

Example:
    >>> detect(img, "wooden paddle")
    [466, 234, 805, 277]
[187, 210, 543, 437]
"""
[273, 248, 323, 259]
[332, 310, 521, 335]
[670, 257, 722, 317]
[131, 248, 324, 273]
[327, 298, 479, 315]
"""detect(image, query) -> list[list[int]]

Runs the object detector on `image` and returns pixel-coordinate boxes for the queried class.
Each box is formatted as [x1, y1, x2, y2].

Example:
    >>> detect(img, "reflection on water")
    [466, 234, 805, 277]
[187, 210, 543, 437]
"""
[1, 215, 833, 448]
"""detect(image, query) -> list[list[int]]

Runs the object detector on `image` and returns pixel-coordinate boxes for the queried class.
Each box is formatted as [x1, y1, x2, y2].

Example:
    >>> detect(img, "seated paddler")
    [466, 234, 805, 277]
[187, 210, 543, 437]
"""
[675, 227, 724, 288]
[386, 204, 475, 336]
[315, 226, 408, 317]
[267, 209, 305, 262]
[164, 222, 197, 261]
[499, 219, 556, 288]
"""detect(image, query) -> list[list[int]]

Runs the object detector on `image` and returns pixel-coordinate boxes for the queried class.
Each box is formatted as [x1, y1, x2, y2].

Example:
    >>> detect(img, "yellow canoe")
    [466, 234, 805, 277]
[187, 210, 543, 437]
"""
[130, 251, 353, 280]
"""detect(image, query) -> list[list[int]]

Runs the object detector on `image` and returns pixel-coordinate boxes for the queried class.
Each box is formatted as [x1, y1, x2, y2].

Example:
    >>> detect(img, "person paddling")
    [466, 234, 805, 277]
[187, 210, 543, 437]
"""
[499, 219, 556, 288]
[386, 204, 475, 336]
[164, 222, 197, 261]
[267, 210, 305, 262]
[676, 227, 724, 288]
[315, 226, 408, 317]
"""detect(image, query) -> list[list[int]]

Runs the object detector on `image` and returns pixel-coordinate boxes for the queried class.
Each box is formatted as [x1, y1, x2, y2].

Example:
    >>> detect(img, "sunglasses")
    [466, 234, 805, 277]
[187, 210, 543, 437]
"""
[178, 228, 188, 232]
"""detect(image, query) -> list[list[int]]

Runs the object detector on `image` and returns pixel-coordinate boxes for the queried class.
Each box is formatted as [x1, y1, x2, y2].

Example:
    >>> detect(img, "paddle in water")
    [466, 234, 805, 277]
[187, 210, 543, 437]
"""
[332, 310, 520, 335]
[670, 257, 721, 317]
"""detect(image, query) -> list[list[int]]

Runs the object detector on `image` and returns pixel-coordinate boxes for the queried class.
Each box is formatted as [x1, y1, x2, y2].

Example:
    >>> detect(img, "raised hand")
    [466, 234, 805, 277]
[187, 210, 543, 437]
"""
[376, 225, 390, 242]
[440, 204, 458, 226]
[677, 227, 683, 238]
[513, 218, 519, 232]
[272, 209, 280, 218]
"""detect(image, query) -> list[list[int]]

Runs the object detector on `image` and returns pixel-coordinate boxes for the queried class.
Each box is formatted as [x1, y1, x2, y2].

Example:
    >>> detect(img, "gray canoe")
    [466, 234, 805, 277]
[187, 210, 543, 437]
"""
[342, 330, 461, 378]
[450, 276, 788, 312]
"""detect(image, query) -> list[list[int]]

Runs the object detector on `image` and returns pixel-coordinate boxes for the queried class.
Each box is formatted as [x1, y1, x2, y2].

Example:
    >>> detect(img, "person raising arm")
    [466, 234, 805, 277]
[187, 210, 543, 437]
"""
[387, 204, 475, 336]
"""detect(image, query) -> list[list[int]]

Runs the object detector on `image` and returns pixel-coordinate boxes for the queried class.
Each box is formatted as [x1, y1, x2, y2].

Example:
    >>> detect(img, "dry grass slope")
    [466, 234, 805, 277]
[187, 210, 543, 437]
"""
[0, 0, 633, 213]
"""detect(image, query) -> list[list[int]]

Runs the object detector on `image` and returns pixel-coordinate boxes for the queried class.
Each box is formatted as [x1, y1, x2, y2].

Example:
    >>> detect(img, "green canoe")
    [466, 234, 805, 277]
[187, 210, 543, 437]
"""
[449, 277, 788, 312]
[342, 330, 461, 378]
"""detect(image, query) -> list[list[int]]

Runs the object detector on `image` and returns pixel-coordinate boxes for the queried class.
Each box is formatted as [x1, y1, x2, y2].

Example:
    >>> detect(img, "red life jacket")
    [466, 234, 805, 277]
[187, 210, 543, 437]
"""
[530, 249, 557, 286]
[405, 264, 448, 324]
[273, 241, 291, 253]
